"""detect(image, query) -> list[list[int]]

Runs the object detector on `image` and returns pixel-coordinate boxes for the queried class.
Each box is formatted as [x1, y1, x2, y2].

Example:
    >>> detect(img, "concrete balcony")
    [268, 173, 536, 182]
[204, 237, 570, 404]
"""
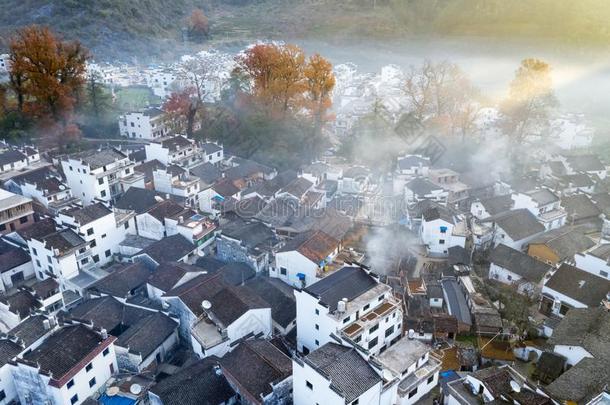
[341, 297, 402, 341]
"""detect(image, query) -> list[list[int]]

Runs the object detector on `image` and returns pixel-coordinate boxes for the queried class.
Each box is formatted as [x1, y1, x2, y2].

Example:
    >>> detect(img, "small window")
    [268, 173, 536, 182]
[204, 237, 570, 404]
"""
[69, 166, 73, 171]
[36, 259, 41, 267]
[98, 178, 104, 185]
[101, 190, 107, 197]
[86, 362, 93, 372]
[315, 309, 319, 315]
[363, 304, 370, 311]
[103, 347, 110, 356]
[440, 226, 447, 233]
[0, 390, 5, 401]
[20, 216, 28, 224]
[70, 395, 79, 404]
[370, 324, 379, 333]
[89, 377, 96, 387]
[427, 375, 435, 384]
[102, 233, 107, 238]
[105, 249, 111, 257]
[67, 379, 75, 389]
[378, 294, 384, 301]
[315, 339, 319, 346]
[124, 222, 129, 229]
[601, 270, 609, 278]
[47, 256, 52, 264]
[439, 239, 445, 244]
[280, 267, 287, 275]
[32, 248, 37, 256]
[306, 381, 313, 390]
[368, 337, 378, 349]
[90, 240, 97, 248]
[93, 255, 100, 263]
[385, 326, 395, 337]
[408, 387, 418, 398]
[87, 228, 94, 236]
[343, 316, 351, 324]
[315, 324, 319, 330]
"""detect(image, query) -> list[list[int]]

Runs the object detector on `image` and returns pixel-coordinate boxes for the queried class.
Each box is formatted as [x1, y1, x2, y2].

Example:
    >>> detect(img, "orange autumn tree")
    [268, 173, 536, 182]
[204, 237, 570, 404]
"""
[188, 9, 209, 42]
[163, 88, 198, 135]
[303, 53, 335, 159]
[235, 43, 306, 118]
[8, 25, 89, 146]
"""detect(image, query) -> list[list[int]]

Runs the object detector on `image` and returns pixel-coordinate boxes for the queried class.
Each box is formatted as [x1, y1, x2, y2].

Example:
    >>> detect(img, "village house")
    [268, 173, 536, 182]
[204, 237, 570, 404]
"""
[119, 107, 170, 140]
[145, 135, 205, 169]
[295, 265, 402, 356]
[481, 208, 546, 250]
[0, 189, 35, 235]
[61, 148, 144, 205]
[489, 244, 552, 296]
[87, 262, 151, 302]
[574, 244, 610, 280]
[66, 296, 179, 373]
[560, 154, 607, 179]
[4, 167, 78, 213]
[220, 339, 293, 405]
[540, 263, 610, 317]
[58, 203, 132, 267]
[405, 177, 448, 204]
[0, 239, 34, 293]
[271, 230, 340, 288]
[528, 226, 595, 266]
[0, 145, 40, 174]
[11, 322, 118, 405]
[216, 219, 278, 272]
[201, 142, 224, 165]
[0, 279, 63, 329]
[132, 234, 197, 267]
[470, 195, 513, 220]
[511, 188, 567, 231]
[561, 193, 602, 227]
[419, 203, 468, 256]
[160, 272, 271, 358]
[245, 276, 297, 336]
[292, 342, 383, 405]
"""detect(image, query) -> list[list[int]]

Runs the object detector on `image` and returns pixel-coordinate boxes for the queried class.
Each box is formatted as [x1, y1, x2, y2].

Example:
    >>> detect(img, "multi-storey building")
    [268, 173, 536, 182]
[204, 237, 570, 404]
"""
[119, 107, 169, 140]
[295, 265, 402, 356]
[0, 189, 35, 235]
[61, 148, 145, 205]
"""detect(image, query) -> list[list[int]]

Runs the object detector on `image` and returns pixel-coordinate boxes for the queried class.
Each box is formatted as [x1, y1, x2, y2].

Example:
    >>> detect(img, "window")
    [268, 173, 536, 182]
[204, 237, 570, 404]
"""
[507, 275, 512, 281]
[408, 387, 418, 398]
[427, 375, 435, 384]
[98, 178, 104, 185]
[315, 309, 319, 315]
[280, 267, 287, 275]
[70, 395, 79, 405]
[363, 304, 370, 311]
[601, 270, 609, 278]
[0, 224, 5, 231]
[306, 381, 313, 390]
[105, 249, 111, 257]
[90, 240, 97, 248]
[87, 228, 94, 236]
[67, 379, 75, 389]
[20, 216, 28, 224]
[350, 400, 359, 405]
[32, 248, 37, 256]
[370, 324, 379, 333]
[102, 233, 107, 238]
[385, 325, 395, 337]
[103, 348, 109, 356]
[124, 222, 129, 229]
[439, 239, 445, 245]
[86, 362, 93, 372]
[36, 259, 41, 267]
[101, 190, 107, 197]
[354, 335, 362, 343]
[343, 316, 351, 324]
[315, 339, 319, 346]
[315, 324, 319, 330]
[0, 390, 5, 401]
[378, 294, 384, 301]
[89, 377, 96, 387]
[93, 255, 100, 263]
[368, 337, 378, 349]
[69, 166, 73, 171]
[440, 226, 447, 233]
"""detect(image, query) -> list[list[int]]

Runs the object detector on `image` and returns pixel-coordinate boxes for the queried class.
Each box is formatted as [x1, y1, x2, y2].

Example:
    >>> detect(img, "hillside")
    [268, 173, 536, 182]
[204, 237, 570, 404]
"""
[1, 0, 609, 61]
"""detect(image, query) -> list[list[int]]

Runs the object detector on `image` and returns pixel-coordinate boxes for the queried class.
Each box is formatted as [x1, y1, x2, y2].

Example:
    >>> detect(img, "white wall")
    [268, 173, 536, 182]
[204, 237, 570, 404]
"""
[0, 260, 34, 293]
[272, 251, 318, 288]
[553, 344, 592, 366]
[575, 253, 610, 280]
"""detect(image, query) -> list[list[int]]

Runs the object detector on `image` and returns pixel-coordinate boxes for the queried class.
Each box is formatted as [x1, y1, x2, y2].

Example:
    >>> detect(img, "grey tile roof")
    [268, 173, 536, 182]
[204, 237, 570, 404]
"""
[68, 148, 128, 170]
[546, 357, 610, 404]
[406, 177, 443, 196]
[305, 343, 381, 402]
[589, 244, 610, 261]
[544, 264, 610, 307]
[279, 177, 313, 199]
[160, 136, 193, 152]
[529, 226, 595, 262]
[133, 159, 166, 183]
[278, 230, 339, 264]
[565, 154, 605, 172]
[42, 229, 86, 256]
[245, 277, 296, 328]
[138, 234, 195, 264]
[115, 187, 185, 214]
[527, 188, 559, 205]
[549, 307, 610, 360]
[0, 339, 22, 367]
[482, 209, 545, 241]
[22, 324, 104, 380]
[88, 262, 151, 298]
[149, 358, 235, 405]
[201, 142, 222, 155]
[0, 149, 27, 166]
[305, 266, 378, 312]
[0, 290, 40, 318]
[561, 193, 602, 221]
[479, 195, 513, 216]
[219, 219, 277, 253]
[115, 312, 178, 359]
[489, 244, 551, 283]
[0, 240, 30, 274]
[62, 203, 111, 225]
[441, 278, 472, 326]
[220, 339, 292, 400]
[189, 162, 222, 184]
[8, 314, 49, 347]
[147, 262, 203, 292]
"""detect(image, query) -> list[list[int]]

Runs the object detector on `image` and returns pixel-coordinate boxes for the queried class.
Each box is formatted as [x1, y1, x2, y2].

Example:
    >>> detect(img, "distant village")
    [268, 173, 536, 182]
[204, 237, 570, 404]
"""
[0, 47, 607, 405]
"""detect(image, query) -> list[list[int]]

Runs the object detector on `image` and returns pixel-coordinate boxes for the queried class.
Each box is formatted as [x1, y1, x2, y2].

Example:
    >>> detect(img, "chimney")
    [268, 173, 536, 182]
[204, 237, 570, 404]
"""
[43, 319, 50, 330]
[100, 328, 108, 339]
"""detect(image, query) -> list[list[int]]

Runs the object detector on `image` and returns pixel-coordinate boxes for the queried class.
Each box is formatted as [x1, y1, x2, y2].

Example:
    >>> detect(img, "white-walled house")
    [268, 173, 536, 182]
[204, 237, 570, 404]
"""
[481, 209, 546, 251]
[370, 337, 441, 405]
[145, 135, 204, 168]
[470, 195, 513, 220]
[405, 178, 448, 205]
[0, 239, 34, 293]
[119, 107, 169, 140]
[152, 165, 201, 207]
[574, 245, 610, 280]
[11, 323, 118, 405]
[5, 167, 77, 213]
[271, 230, 340, 288]
[540, 263, 610, 317]
[419, 205, 468, 256]
[295, 265, 402, 356]
[61, 148, 144, 205]
[201, 142, 224, 165]
[293, 343, 383, 405]
[511, 189, 566, 231]
[488, 244, 552, 296]
[58, 203, 132, 267]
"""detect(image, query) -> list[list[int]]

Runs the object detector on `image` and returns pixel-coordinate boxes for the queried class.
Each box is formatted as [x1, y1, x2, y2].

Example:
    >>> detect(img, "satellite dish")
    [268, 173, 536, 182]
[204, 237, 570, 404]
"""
[130, 384, 142, 395]
[202, 300, 212, 310]
[382, 370, 393, 381]
[106, 387, 119, 396]
[510, 380, 521, 393]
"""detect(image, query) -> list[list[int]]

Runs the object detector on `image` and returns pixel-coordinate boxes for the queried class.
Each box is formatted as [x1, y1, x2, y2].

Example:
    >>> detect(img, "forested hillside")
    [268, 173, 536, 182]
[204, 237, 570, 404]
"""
[1, 0, 608, 61]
